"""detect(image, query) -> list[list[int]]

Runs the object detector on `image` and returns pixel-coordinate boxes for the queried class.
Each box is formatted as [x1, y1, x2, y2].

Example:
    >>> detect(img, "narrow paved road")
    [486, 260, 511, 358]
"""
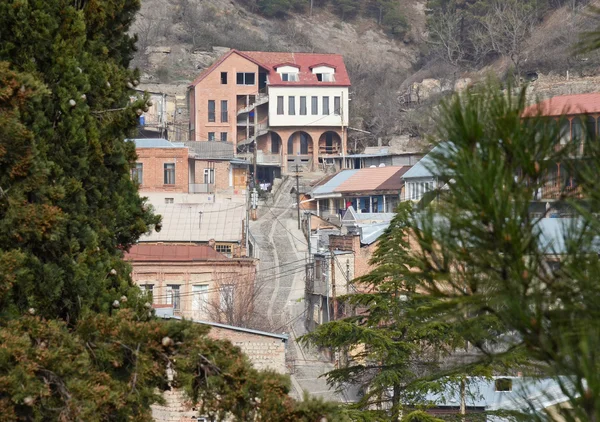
[249, 177, 343, 402]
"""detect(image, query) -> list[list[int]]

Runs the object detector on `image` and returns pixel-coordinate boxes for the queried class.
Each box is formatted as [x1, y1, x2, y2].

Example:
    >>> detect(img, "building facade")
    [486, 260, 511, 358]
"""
[187, 49, 351, 175]
[126, 244, 257, 321]
[132, 139, 190, 193]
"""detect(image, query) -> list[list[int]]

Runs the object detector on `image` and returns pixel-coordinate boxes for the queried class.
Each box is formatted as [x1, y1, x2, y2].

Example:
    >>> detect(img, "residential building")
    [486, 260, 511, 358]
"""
[308, 166, 411, 220]
[133, 89, 189, 141]
[126, 244, 257, 320]
[401, 143, 444, 202]
[138, 202, 248, 257]
[132, 139, 190, 193]
[343, 136, 424, 170]
[522, 93, 598, 208]
[187, 49, 351, 176]
[131, 138, 249, 196]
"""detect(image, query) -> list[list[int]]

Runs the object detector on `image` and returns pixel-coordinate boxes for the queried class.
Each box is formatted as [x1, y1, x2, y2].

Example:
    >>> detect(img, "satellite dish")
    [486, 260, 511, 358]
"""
[370, 165, 376, 168]
[379, 163, 385, 167]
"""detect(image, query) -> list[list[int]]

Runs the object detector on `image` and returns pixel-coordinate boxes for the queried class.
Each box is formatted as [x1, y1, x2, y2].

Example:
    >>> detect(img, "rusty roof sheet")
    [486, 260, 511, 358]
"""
[125, 244, 227, 262]
[335, 166, 408, 193]
[522, 93, 600, 117]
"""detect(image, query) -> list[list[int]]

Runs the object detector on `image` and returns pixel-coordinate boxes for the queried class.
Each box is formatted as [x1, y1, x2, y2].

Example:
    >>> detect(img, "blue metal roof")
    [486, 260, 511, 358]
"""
[402, 143, 450, 180]
[359, 222, 390, 245]
[128, 138, 186, 149]
[312, 169, 359, 196]
[425, 377, 570, 413]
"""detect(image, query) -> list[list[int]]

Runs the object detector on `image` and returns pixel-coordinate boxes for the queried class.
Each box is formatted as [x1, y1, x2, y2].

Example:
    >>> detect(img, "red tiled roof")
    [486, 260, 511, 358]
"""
[522, 93, 600, 117]
[240, 51, 351, 87]
[335, 166, 409, 193]
[125, 244, 228, 262]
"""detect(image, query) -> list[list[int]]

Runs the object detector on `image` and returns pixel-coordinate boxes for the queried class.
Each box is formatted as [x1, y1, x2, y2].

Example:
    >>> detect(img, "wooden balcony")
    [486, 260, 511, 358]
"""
[539, 184, 583, 200]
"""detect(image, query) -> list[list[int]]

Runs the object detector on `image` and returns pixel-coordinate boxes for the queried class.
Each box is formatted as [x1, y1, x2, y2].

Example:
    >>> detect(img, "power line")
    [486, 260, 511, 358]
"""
[261, 200, 309, 247]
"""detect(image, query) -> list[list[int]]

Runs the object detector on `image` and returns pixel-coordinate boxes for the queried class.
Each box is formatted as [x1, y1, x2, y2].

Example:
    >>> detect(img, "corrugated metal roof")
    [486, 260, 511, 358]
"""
[523, 93, 600, 117]
[425, 377, 569, 411]
[129, 138, 185, 149]
[359, 223, 390, 245]
[312, 169, 358, 196]
[402, 143, 451, 179]
[125, 244, 228, 262]
[165, 316, 289, 341]
[140, 203, 246, 243]
[335, 166, 407, 193]
[184, 141, 235, 159]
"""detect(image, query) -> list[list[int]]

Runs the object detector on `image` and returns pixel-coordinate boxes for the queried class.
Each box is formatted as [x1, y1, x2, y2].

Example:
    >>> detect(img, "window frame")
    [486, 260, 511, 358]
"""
[220, 132, 228, 142]
[220, 72, 227, 84]
[208, 132, 216, 142]
[164, 163, 175, 185]
[288, 96, 296, 115]
[203, 168, 215, 184]
[236, 72, 256, 85]
[311, 96, 318, 115]
[334, 96, 341, 115]
[166, 284, 181, 311]
[323, 96, 330, 115]
[221, 100, 228, 122]
[300, 96, 307, 115]
[131, 162, 143, 184]
[208, 100, 215, 122]
[277, 96, 284, 115]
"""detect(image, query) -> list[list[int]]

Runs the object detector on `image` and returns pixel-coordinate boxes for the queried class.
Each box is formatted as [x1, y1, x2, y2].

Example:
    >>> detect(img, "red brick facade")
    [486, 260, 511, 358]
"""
[135, 147, 189, 193]
[193, 159, 231, 192]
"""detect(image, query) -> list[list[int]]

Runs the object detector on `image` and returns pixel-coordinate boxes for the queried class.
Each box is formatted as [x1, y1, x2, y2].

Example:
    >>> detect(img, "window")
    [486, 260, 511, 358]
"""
[288, 96, 296, 115]
[300, 96, 307, 115]
[221, 100, 228, 122]
[166, 285, 180, 311]
[287, 136, 293, 154]
[131, 162, 143, 184]
[220, 132, 228, 142]
[323, 96, 330, 115]
[300, 133, 309, 155]
[208, 132, 215, 142]
[164, 163, 175, 185]
[192, 284, 209, 313]
[165, 197, 174, 204]
[216, 244, 232, 257]
[495, 378, 513, 392]
[334, 96, 341, 115]
[203, 168, 215, 184]
[277, 96, 284, 115]
[316, 73, 334, 82]
[139, 284, 154, 302]
[236, 72, 255, 85]
[311, 96, 318, 115]
[281, 73, 298, 82]
[220, 284, 234, 308]
[271, 133, 280, 154]
[208, 100, 215, 122]
[220, 72, 227, 84]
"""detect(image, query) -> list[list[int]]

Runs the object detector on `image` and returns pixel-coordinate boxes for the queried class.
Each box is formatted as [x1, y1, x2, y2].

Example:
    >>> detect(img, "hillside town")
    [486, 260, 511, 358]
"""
[4, 1, 600, 421]
[125, 47, 600, 420]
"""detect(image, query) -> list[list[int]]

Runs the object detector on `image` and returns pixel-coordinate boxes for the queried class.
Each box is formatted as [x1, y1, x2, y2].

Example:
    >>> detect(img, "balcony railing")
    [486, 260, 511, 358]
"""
[319, 145, 341, 155]
[238, 152, 282, 165]
[236, 93, 269, 115]
[189, 183, 214, 194]
[538, 184, 583, 200]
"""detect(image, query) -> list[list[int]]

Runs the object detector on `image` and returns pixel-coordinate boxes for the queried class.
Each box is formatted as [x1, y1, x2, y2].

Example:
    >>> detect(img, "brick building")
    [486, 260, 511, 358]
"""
[126, 244, 257, 320]
[132, 139, 190, 193]
[187, 49, 351, 177]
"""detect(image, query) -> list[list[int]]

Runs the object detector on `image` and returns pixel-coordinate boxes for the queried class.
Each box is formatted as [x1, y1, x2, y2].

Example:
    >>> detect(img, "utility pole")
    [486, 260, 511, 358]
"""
[310, 0, 313, 17]
[330, 247, 338, 321]
[294, 164, 301, 230]
[253, 102, 258, 186]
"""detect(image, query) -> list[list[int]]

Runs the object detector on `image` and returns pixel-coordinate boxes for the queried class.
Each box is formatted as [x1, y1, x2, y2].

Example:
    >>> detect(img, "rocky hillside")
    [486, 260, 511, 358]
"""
[131, 0, 600, 149]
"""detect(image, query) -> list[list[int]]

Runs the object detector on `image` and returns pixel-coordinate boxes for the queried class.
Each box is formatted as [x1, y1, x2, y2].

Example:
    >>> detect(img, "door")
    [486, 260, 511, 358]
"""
[233, 167, 247, 190]
[325, 132, 333, 153]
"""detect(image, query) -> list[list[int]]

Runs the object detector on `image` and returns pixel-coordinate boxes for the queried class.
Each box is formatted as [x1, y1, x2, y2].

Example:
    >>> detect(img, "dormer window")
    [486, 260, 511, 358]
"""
[316, 73, 335, 82]
[281, 73, 299, 82]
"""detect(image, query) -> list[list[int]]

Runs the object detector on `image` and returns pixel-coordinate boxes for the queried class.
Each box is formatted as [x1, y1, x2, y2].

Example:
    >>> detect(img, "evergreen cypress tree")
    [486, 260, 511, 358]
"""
[0, 1, 346, 419]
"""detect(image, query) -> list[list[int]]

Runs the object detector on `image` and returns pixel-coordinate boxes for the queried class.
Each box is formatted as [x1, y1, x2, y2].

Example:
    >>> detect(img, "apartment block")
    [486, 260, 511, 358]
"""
[187, 49, 351, 177]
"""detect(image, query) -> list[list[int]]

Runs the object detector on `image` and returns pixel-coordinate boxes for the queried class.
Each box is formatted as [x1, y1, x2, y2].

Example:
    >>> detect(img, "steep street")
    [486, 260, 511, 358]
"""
[249, 176, 344, 402]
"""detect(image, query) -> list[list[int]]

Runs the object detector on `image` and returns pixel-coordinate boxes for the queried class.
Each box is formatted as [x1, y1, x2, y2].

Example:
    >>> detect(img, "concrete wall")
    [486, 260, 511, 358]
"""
[136, 147, 189, 193]
[268, 86, 349, 127]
